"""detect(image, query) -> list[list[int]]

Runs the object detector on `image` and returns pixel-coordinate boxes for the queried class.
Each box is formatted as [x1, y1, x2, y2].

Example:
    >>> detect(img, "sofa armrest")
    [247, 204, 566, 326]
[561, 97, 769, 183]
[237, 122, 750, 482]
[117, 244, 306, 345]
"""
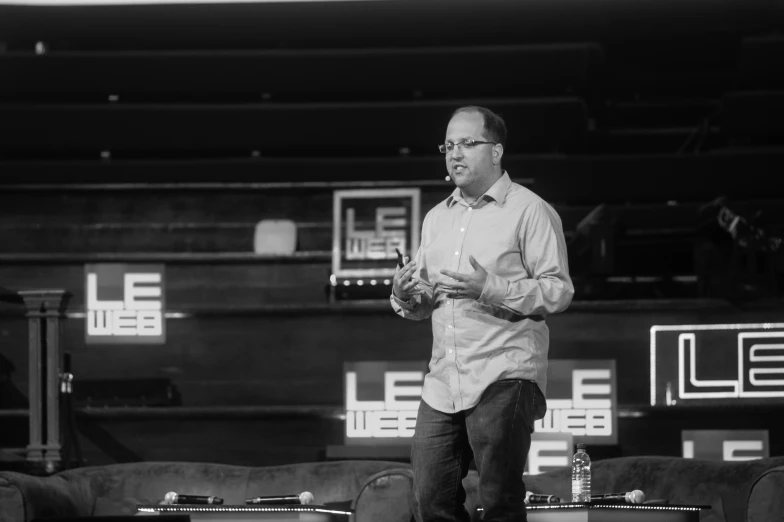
[351, 468, 414, 522]
[0, 471, 89, 522]
[747, 465, 784, 522]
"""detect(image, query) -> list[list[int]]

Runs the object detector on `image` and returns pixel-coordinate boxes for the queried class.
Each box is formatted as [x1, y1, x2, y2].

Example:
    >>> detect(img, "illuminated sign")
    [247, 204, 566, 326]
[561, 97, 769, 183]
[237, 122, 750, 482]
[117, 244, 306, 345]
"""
[650, 323, 784, 406]
[344, 361, 426, 445]
[344, 359, 614, 447]
[84, 264, 166, 344]
[682, 430, 769, 461]
[534, 360, 617, 445]
[332, 189, 420, 280]
[525, 432, 574, 475]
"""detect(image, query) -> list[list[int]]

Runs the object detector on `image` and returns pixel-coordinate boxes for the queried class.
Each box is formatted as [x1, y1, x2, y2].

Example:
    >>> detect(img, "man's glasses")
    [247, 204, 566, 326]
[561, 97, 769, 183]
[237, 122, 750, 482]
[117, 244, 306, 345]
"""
[438, 139, 496, 154]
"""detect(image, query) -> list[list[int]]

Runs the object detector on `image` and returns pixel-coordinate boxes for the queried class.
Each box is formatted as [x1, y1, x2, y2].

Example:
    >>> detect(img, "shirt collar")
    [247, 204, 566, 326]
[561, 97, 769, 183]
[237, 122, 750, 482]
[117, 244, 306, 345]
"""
[447, 171, 512, 208]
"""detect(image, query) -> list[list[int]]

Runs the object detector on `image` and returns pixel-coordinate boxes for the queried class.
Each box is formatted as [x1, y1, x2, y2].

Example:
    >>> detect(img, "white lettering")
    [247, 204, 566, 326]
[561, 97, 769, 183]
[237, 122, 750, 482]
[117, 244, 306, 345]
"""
[136, 311, 163, 336]
[345, 208, 374, 239]
[683, 440, 694, 459]
[345, 409, 420, 438]
[561, 409, 586, 436]
[585, 410, 612, 436]
[345, 237, 405, 261]
[124, 273, 162, 310]
[111, 310, 138, 336]
[86, 273, 123, 310]
[87, 310, 112, 335]
[376, 207, 406, 237]
[723, 440, 764, 461]
[87, 310, 164, 337]
[398, 412, 417, 437]
[573, 369, 612, 409]
[371, 411, 399, 437]
[534, 407, 613, 437]
[679, 333, 738, 398]
[345, 372, 385, 411]
[344, 207, 407, 260]
[744, 339, 784, 392]
[346, 411, 371, 438]
[384, 371, 423, 410]
[678, 332, 784, 399]
[536, 409, 561, 433]
[526, 440, 571, 475]
[86, 270, 164, 338]
[365, 237, 388, 260]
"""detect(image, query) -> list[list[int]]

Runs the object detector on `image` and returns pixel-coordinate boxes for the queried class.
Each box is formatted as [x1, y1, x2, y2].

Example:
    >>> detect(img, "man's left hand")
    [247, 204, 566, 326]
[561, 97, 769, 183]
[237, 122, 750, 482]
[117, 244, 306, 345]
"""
[440, 255, 488, 300]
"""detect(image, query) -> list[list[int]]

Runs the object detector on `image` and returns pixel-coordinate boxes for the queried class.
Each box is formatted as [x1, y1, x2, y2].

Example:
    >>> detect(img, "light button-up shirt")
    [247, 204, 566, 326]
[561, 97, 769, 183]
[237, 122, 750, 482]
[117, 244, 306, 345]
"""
[391, 172, 574, 413]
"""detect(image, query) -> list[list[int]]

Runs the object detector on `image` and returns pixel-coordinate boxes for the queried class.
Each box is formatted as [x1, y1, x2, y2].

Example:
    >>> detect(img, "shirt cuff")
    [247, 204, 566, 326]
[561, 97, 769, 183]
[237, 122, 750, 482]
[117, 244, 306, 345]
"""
[477, 271, 508, 307]
[390, 293, 415, 310]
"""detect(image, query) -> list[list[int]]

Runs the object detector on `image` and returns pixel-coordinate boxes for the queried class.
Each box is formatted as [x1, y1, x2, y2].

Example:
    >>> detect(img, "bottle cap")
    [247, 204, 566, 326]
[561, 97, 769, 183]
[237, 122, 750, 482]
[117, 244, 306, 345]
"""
[576, 443, 586, 450]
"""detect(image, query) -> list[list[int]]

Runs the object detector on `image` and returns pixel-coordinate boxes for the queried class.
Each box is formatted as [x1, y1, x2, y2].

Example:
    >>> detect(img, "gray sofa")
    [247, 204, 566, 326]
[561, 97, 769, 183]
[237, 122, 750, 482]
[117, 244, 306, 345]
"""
[1, 456, 783, 522]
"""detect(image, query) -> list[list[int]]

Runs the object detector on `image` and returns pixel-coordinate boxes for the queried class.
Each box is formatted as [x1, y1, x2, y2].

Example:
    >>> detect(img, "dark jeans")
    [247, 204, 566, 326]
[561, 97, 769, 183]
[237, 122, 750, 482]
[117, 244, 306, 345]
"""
[411, 379, 546, 522]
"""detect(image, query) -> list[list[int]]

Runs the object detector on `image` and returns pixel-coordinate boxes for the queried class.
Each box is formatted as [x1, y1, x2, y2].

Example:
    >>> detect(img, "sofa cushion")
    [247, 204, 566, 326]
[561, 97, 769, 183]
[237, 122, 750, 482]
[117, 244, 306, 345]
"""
[519, 456, 784, 522]
[0, 472, 88, 521]
[53, 459, 405, 511]
[0, 460, 409, 521]
[58, 461, 252, 507]
[352, 468, 414, 522]
[747, 465, 784, 522]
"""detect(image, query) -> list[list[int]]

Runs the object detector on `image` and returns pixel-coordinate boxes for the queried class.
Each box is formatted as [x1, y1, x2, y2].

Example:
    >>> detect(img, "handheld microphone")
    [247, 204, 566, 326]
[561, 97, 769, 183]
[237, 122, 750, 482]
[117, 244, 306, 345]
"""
[590, 490, 645, 504]
[525, 491, 560, 505]
[395, 247, 409, 269]
[246, 491, 315, 505]
[164, 492, 224, 505]
[445, 175, 451, 181]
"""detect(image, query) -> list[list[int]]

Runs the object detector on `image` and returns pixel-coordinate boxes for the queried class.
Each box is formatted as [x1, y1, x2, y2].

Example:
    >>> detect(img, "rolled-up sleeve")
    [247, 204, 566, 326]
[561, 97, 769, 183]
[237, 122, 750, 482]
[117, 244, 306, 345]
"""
[390, 213, 435, 321]
[477, 200, 574, 316]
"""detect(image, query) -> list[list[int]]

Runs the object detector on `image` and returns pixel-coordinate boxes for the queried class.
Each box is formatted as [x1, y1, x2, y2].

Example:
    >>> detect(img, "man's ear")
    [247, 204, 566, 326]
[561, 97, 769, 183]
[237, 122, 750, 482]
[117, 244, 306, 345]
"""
[493, 143, 504, 165]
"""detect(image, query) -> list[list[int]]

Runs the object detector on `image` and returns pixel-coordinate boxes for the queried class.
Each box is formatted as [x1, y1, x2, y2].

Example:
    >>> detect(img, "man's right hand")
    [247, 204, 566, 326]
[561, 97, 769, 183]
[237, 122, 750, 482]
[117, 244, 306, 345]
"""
[393, 259, 420, 301]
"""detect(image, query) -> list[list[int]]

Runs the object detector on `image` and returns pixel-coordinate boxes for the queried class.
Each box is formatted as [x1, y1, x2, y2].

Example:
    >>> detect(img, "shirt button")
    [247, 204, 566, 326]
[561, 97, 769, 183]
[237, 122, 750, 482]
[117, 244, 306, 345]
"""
[454, 251, 459, 256]
[460, 228, 465, 232]
[448, 324, 453, 329]
[449, 349, 454, 354]
[468, 208, 472, 211]
[447, 300, 452, 305]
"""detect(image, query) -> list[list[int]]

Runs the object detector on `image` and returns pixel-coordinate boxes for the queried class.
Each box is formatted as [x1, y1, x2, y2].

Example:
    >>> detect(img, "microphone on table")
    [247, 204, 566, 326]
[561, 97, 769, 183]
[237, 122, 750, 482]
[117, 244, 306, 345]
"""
[246, 491, 315, 505]
[590, 490, 645, 504]
[164, 492, 224, 505]
[525, 491, 560, 505]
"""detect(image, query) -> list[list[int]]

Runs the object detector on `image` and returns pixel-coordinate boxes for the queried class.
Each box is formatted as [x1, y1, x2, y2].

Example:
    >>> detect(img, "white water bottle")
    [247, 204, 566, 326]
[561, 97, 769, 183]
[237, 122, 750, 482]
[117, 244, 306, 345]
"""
[571, 443, 591, 502]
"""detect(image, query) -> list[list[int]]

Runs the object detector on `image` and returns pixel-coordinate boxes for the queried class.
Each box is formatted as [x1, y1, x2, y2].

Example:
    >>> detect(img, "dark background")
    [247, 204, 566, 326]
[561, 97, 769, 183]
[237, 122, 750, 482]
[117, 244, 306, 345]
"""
[1, 0, 783, 470]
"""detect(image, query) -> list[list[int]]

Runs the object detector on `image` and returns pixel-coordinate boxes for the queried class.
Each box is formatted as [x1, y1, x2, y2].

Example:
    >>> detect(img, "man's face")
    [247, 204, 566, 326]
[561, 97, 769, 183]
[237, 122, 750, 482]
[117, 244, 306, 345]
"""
[444, 111, 497, 190]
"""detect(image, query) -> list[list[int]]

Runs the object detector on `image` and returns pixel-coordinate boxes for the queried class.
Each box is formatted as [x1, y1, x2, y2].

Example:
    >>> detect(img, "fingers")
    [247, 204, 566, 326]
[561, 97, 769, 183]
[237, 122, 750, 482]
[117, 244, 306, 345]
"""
[439, 269, 466, 281]
[441, 283, 465, 294]
[445, 290, 468, 299]
[401, 279, 419, 292]
[403, 261, 417, 279]
[395, 262, 417, 284]
[442, 282, 476, 299]
[393, 260, 420, 299]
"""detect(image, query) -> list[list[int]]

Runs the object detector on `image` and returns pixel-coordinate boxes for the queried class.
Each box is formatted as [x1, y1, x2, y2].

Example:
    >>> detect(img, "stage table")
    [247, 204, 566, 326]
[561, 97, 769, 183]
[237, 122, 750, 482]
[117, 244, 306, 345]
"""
[135, 504, 353, 521]
[523, 503, 709, 522]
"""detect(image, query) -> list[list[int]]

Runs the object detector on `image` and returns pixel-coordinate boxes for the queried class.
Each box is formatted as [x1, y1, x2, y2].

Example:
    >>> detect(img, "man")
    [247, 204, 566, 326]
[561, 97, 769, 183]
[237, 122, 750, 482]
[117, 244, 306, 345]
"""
[390, 106, 574, 522]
